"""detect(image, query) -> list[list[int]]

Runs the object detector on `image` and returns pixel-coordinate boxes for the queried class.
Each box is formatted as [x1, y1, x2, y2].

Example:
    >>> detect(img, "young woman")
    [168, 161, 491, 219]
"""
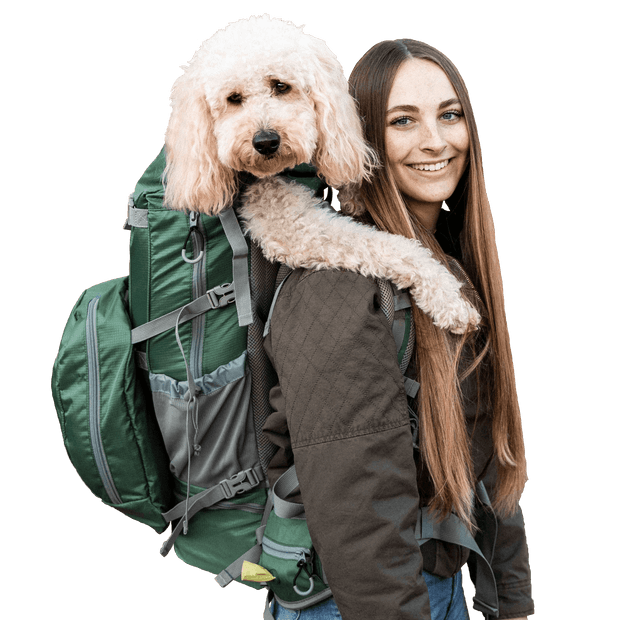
[263, 39, 533, 620]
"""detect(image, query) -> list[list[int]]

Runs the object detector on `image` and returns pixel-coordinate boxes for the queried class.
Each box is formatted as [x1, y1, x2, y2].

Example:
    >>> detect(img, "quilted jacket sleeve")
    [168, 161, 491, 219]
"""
[263, 268, 431, 620]
[469, 460, 535, 619]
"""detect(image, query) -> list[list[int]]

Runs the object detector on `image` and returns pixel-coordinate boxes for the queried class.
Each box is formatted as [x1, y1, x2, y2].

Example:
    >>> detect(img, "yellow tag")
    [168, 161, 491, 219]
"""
[241, 561, 276, 583]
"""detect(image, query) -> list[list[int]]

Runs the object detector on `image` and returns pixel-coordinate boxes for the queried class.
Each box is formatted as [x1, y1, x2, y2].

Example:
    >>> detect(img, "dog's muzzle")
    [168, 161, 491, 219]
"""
[252, 130, 280, 156]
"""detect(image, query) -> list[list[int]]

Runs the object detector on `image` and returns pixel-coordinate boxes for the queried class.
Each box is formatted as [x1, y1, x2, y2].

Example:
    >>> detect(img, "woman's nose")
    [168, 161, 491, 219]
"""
[419, 121, 447, 153]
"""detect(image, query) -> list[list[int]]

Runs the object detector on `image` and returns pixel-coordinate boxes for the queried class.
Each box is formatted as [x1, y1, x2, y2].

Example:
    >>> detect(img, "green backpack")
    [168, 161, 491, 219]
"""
[52, 147, 330, 579]
[52, 148, 499, 618]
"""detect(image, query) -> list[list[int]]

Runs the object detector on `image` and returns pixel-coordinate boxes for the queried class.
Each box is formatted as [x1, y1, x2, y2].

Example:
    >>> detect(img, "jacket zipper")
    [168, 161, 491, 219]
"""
[86, 296, 123, 505]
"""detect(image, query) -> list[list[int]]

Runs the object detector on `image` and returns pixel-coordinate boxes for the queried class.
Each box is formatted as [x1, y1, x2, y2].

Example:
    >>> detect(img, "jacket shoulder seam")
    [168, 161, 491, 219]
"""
[292, 419, 410, 449]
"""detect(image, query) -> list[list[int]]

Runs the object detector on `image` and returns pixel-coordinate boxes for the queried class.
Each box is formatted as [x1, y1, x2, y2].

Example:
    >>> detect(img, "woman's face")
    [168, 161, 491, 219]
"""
[385, 58, 469, 213]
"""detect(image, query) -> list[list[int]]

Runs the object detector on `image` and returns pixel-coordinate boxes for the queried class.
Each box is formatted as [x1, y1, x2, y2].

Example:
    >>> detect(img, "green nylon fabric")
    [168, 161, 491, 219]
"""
[130, 147, 245, 380]
[259, 512, 329, 604]
[52, 277, 173, 532]
[172, 479, 268, 590]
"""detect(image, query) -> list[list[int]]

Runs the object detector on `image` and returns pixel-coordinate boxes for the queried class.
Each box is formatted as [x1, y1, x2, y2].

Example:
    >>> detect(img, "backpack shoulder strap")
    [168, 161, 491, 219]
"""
[377, 280, 415, 376]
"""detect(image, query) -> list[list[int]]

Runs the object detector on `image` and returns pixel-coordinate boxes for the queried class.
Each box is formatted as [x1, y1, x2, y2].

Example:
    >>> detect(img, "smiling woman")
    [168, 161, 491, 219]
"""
[264, 39, 533, 620]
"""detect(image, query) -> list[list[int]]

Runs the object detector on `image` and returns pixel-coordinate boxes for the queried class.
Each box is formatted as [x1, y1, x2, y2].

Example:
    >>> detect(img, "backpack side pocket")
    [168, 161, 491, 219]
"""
[257, 467, 331, 609]
[52, 277, 173, 532]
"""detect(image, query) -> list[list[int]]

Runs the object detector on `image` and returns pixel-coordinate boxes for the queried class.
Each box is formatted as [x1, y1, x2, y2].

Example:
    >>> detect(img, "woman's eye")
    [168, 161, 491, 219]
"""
[391, 116, 412, 127]
[441, 110, 462, 121]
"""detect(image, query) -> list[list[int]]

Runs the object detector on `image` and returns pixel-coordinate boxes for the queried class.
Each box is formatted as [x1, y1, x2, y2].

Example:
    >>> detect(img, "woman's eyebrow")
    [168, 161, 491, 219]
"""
[386, 104, 419, 114]
[387, 98, 462, 115]
[438, 97, 461, 109]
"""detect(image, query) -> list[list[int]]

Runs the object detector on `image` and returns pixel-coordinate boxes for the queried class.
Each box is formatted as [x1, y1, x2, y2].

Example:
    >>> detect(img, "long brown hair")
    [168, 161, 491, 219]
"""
[348, 39, 527, 523]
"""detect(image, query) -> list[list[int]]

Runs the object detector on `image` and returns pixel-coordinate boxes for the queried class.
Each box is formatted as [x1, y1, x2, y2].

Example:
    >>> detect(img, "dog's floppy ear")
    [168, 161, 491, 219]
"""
[164, 70, 236, 215]
[306, 39, 377, 190]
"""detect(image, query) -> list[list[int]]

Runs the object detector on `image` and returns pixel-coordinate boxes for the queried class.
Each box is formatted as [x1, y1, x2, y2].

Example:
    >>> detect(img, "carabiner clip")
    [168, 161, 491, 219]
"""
[182, 214, 205, 265]
[293, 557, 315, 596]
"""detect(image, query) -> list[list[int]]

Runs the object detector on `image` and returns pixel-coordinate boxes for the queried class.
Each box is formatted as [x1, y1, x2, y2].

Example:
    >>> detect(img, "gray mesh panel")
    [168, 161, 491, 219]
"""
[377, 279, 394, 324]
[247, 242, 281, 479]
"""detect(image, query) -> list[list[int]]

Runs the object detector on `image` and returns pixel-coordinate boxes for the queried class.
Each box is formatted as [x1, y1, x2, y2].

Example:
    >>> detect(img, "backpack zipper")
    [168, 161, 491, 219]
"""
[189, 212, 206, 380]
[86, 297, 123, 505]
[261, 536, 311, 563]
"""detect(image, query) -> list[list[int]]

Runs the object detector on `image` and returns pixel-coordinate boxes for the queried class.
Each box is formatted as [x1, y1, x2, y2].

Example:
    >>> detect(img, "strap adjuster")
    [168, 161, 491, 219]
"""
[219, 468, 260, 500]
[208, 283, 236, 309]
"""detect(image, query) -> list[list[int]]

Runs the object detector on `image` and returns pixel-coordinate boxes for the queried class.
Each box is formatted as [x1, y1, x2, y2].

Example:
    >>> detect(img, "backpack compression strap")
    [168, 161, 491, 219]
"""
[130, 207, 253, 347]
[130, 283, 236, 345]
[160, 466, 265, 557]
[214, 491, 274, 587]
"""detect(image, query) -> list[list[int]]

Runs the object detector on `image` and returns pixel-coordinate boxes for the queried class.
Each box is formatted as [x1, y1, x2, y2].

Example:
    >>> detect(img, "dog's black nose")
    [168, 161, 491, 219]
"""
[252, 130, 280, 156]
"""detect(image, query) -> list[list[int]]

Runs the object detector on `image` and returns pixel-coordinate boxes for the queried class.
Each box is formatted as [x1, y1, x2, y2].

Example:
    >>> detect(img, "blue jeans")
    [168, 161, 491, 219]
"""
[272, 570, 469, 620]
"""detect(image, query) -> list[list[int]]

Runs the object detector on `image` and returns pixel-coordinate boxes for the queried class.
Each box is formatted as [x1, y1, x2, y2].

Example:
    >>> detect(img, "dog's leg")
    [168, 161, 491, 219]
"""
[240, 177, 480, 334]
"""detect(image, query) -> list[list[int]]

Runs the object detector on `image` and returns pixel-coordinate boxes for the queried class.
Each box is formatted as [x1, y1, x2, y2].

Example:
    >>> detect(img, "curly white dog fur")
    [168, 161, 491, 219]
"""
[163, 15, 480, 334]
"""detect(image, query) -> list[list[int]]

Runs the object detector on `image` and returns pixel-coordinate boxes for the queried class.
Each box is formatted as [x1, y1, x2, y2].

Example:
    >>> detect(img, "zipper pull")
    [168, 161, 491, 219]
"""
[182, 212, 204, 264]
[293, 553, 315, 596]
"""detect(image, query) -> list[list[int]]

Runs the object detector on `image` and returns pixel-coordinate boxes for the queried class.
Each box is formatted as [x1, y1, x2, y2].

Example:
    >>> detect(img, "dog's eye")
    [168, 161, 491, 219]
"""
[273, 82, 291, 95]
[227, 93, 243, 104]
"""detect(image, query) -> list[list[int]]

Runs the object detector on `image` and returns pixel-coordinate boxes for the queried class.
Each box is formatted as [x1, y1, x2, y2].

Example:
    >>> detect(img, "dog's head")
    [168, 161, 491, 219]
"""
[164, 15, 375, 215]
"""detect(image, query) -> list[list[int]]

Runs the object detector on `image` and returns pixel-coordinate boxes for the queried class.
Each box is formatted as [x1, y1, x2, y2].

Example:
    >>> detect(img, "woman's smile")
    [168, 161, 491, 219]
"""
[407, 158, 452, 172]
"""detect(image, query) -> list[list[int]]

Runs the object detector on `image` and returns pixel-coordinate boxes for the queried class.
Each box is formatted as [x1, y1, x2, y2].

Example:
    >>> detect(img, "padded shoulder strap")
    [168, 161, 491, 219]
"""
[263, 270, 294, 338]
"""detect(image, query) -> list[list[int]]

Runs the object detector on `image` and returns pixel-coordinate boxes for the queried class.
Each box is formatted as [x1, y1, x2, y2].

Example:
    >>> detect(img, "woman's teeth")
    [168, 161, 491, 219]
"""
[410, 159, 450, 171]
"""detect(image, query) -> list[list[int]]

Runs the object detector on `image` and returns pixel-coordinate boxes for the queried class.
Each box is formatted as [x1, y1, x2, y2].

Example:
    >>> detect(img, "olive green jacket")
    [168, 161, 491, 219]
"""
[263, 267, 533, 620]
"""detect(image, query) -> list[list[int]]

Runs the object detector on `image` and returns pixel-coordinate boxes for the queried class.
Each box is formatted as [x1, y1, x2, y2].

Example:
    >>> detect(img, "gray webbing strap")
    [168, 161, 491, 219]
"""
[160, 467, 264, 557]
[135, 350, 148, 371]
[394, 291, 411, 311]
[264, 591, 276, 620]
[215, 534, 264, 588]
[477, 479, 492, 507]
[219, 207, 253, 327]
[263, 271, 293, 337]
[163, 467, 264, 523]
[123, 193, 149, 230]
[272, 465, 305, 518]
[392, 317, 407, 356]
[473, 480, 499, 618]
[271, 588, 334, 612]
[130, 283, 235, 345]
[391, 286, 414, 374]
[215, 492, 274, 587]
[403, 376, 420, 399]
[416, 505, 499, 617]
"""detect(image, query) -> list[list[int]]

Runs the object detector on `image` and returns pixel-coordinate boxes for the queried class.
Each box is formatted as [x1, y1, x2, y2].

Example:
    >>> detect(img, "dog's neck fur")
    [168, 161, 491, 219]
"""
[238, 177, 480, 335]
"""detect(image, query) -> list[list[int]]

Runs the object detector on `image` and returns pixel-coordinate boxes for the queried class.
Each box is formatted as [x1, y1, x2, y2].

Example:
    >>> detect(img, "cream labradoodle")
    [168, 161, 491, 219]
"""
[163, 15, 479, 334]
